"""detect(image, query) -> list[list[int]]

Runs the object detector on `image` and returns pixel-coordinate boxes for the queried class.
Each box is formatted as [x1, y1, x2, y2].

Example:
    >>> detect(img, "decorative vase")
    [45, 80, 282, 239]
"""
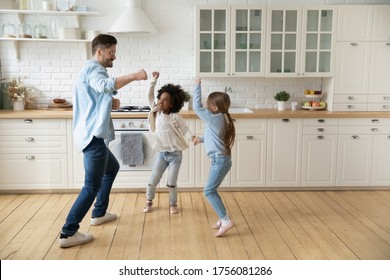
[13, 101, 25, 111]
[277, 101, 286, 111]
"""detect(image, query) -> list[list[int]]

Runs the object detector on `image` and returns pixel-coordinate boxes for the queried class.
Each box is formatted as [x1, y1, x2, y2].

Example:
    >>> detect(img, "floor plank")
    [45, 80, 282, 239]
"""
[1, 190, 389, 260]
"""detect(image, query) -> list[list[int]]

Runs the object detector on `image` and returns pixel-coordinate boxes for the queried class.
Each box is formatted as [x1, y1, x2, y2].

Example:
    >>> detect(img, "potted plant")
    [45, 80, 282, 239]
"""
[274, 90, 290, 111]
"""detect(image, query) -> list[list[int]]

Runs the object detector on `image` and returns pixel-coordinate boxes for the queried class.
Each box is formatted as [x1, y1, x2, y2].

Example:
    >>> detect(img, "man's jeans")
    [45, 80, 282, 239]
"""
[61, 137, 119, 235]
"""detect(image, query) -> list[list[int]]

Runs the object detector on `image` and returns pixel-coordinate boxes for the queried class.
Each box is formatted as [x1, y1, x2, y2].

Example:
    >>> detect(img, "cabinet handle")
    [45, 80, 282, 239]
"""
[352, 135, 359, 140]
[26, 155, 35, 160]
[347, 96, 354, 100]
[317, 119, 325, 123]
[282, 118, 290, 122]
[383, 105, 390, 109]
[317, 135, 324, 140]
[317, 128, 325, 132]
[347, 105, 353, 109]
[24, 119, 33, 123]
[350, 42, 358, 46]
[386, 42, 390, 46]
[371, 128, 379, 132]
[246, 136, 254, 140]
[25, 137, 35, 142]
[382, 96, 390, 100]
[371, 119, 379, 123]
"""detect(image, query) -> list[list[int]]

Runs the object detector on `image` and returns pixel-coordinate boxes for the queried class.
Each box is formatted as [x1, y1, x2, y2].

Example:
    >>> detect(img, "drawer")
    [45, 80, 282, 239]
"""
[339, 118, 390, 126]
[367, 103, 390, 111]
[0, 135, 67, 153]
[196, 118, 267, 135]
[333, 95, 368, 103]
[0, 119, 66, 136]
[0, 154, 68, 190]
[333, 103, 368, 111]
[303, 118, 339, 126]
[338, 126, 390, 135]
[303, 126, 338, 135]
[368, 95, 390, 103]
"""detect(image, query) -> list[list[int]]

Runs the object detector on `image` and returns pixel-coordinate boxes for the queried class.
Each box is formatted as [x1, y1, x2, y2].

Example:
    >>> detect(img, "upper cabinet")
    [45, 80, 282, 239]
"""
[195, 5, 337, 78]
[336, 5, 373, 41]
[266, 6, 336, 77]
[196, 5, 266, 77]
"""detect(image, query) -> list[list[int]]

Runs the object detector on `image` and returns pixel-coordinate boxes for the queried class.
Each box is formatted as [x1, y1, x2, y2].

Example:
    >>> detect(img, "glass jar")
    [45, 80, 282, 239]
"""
[34, 24, 47, 39]
[2, 23, 16, 38]
[18, 23, 33, 38]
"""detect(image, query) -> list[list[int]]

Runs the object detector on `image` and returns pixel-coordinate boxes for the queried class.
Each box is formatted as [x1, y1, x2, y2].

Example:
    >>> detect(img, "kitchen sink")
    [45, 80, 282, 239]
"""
[229, 107, 254, 113]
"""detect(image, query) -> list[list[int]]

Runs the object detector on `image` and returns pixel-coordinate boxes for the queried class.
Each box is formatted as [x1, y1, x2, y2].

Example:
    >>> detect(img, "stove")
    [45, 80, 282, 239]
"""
[112, 105, 151, 113]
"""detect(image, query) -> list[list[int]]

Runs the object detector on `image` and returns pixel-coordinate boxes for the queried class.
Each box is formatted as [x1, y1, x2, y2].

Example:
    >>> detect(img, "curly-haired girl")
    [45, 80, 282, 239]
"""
[144, 71, 198, 214]
[192, 78, 236, 237]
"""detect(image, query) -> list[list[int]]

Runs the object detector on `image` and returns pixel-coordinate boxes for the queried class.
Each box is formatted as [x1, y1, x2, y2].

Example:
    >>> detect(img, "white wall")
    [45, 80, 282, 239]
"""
[1, 0, 389, 109]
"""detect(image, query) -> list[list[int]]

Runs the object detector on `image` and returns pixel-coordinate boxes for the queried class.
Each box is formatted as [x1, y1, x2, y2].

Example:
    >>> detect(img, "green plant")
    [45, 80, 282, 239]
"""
[274, 91, 290, 102]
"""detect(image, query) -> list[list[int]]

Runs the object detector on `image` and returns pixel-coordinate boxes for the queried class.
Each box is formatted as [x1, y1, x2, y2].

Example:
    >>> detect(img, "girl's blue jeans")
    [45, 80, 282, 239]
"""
[147, 150, 182, 205]
[204, 155, 232, 219]
[62, 137, 119, 236]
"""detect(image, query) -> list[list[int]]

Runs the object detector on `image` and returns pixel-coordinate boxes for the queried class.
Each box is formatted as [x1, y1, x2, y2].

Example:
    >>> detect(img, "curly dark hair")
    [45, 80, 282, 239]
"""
[157, 83, 191, 113]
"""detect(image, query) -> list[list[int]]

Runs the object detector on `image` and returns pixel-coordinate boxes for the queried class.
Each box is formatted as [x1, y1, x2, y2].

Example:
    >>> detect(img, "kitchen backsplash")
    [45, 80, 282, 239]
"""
[1, 0, 389, 109]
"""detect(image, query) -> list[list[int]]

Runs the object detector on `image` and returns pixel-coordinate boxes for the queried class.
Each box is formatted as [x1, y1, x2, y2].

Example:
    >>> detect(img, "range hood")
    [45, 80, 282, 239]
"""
[108, 0, 157, 34]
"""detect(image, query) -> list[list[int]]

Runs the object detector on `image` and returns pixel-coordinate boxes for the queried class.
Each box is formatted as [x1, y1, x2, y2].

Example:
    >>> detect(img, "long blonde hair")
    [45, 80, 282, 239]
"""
[207, 92, 235, 155]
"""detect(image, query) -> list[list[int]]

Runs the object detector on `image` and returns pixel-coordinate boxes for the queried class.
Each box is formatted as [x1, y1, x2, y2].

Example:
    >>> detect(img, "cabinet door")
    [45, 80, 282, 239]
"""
[336, 134, 372, 186]
[301, 7, 336, 77]
[371, 135, 390, 186]
[266, 7, 302, 76]
[196, 6, 231, 77]
[0, 154, 68, 190]
[301, 134, 337, 186]
[337, 5, 373, 41]
[176, 120, 196, 188]
[371, 5, 390, 41]
[231, 6, 266, 77]
[334, 42, 371, 94]
[369, 42, 390, 95]
[266, 118, 302, 187]
[231, 134, 266, 187]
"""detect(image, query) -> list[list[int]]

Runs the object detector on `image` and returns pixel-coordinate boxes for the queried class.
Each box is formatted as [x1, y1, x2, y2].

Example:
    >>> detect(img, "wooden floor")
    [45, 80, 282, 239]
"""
[0, 190, 390, 260]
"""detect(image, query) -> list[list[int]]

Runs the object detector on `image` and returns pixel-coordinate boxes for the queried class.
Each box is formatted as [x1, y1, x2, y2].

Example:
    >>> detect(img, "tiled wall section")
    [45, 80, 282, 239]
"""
[1, 0, 389, 109]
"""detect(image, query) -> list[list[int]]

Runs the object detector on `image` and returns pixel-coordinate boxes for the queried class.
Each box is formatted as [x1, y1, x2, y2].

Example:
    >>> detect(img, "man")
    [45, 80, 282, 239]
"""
[59, 34, 147, 248]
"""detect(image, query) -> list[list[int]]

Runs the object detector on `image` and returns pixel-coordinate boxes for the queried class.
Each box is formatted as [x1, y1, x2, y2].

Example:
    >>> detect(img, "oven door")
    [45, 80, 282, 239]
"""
[109, 131, 157, 171]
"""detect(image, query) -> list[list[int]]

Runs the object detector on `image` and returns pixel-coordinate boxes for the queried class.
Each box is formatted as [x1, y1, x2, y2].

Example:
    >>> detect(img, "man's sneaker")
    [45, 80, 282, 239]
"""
[90, 212, 117, 226]
[59, 231, 93, 248]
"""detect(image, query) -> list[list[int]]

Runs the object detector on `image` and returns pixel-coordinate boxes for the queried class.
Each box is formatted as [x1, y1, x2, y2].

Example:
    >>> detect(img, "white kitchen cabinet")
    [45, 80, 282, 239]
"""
[336, 118, 390, 186]
[371, 134, 390, 186]
[196, 5, 266, 77]
[266, 6, 336, 77]
[0, 118, 68, 190]
[336, 5, 373, 41]
[332, 41, 370, 111]
[266, 118, 302, 187]
[301, 118, 338, 187]
[368, 42, 390, 111]
[231, 119, 267, 187]
[372, 5, 390, 41]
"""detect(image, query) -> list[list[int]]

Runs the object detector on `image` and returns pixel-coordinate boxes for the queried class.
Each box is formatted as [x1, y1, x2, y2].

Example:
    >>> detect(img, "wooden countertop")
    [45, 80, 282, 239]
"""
[1, 109, 390, 119]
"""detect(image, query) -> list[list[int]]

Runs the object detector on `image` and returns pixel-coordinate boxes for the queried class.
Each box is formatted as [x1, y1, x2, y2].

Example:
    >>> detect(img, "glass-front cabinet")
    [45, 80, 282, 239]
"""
[196, 6, 231, 77]
[266, 6, 336, 77]
[301, 7, 336, 77]
[231, 6, 266, 77]
[196, 5, 266, 77]
[266, 7, 301, 76]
